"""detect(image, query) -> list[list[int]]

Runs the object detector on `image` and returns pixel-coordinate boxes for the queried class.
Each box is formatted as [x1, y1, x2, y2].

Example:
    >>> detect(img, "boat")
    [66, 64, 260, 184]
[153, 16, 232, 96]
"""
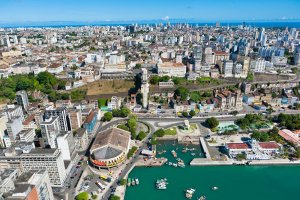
[173, 163, 178, 167]
[131, 179, 135, 186]
[185, 188, 196, 199]
[191, 153, 196, 156]
[156, 178, 168, 190]
[127, 178, 131, 187]
[198, 196, 206, 200]
[178, 162, 185, 168]
[135, 178, 139, 185]
[212, 186, 218, 190]
[171, 150, 177, 158]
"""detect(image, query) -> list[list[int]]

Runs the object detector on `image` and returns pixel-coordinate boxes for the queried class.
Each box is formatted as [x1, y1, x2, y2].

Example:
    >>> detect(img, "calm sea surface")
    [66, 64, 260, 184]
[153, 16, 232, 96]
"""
[125, 140, 300, 200]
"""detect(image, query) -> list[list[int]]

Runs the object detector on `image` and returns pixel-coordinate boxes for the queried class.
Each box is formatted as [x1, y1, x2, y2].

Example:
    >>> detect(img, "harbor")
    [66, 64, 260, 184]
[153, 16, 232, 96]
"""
[125, 140, 300, 200]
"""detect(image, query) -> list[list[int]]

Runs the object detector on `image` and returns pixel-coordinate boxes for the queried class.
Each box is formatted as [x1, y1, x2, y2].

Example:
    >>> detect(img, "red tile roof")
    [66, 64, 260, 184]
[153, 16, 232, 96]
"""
[23, 114, 35, 125]
[84, 111, 95, 124]
[227, 143, 250, 149]
[258, 142, 280, 149]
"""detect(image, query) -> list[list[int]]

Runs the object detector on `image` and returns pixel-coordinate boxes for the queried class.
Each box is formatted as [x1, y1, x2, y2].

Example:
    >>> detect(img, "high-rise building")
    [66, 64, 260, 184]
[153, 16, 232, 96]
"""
[250, 58, 266, 72]
[259, 28, 265, 42]
[44, 107, 70, 131]
[68, 108, 82, 130]
[3, 170, 54, 200]
[6, 117, 23, 147]
[16, 91, 29, 111]
[4, 105, 24, 121]
[0, 146, 67, 187]
[0, 115, 8, 148]
[56, 132, 75, 161]
[40, 116, 60, 148]
[222, 60, 234, 77]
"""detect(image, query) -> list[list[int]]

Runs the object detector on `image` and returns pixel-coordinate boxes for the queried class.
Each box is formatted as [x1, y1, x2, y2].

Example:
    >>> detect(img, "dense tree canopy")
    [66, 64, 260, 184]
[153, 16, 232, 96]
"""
[205, 117, 220, 129]
[0, 72, 67, 102]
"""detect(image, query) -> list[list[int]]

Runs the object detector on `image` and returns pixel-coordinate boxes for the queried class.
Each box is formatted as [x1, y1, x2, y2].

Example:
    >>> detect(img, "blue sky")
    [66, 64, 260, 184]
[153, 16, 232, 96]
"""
[1, 0, 300, 22]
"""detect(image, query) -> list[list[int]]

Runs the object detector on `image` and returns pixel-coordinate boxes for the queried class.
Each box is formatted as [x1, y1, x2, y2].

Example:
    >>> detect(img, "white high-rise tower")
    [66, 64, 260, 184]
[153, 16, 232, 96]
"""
[141, 68, 149, 109]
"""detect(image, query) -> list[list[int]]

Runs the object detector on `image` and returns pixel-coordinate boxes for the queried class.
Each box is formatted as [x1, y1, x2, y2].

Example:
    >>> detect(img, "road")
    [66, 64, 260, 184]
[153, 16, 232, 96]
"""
[61, 105, 300, 200]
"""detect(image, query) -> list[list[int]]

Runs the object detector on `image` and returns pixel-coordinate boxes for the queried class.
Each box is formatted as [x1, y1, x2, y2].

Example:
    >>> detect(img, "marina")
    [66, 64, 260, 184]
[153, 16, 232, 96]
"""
[125, 140, 300, 200]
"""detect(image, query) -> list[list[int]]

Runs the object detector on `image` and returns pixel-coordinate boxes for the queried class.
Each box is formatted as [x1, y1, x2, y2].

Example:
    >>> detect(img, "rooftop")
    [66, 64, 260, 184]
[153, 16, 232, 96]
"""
[91, 127, 130, 160]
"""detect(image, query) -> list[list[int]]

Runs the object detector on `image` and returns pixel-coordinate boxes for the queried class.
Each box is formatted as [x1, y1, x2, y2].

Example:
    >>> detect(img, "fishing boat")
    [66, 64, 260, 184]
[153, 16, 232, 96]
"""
[171, 150, 177, 158]
[185, 188, 196, 199]
[135, 178, 139, 185]
[172, 163, 178, 167]
[131, 179, 135, 186]
[127, 178, 131, 187]
[198, 196, 206, 200]
[212, 186, 218, 190]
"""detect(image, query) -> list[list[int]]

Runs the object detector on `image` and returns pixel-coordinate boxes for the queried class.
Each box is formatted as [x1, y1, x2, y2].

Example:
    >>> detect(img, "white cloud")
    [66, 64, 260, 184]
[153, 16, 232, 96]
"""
[162, 16, 170, 20]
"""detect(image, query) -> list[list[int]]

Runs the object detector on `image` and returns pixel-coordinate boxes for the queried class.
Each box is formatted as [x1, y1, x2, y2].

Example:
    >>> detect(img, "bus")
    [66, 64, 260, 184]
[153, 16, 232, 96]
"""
[95, 181, 105, 190]
[100, 175, 112, 183]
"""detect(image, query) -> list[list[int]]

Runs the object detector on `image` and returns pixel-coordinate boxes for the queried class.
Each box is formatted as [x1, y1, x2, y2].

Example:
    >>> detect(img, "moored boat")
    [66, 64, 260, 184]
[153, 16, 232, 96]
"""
[127, 178, 131, 187]
[185, 188, 196, 199]
[212, 186, 218, 190]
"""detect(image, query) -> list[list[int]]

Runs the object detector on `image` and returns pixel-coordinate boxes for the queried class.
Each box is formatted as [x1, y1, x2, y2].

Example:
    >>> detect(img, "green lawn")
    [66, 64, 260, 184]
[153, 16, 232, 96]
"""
[190, 124, 198, 130]
[164, 128, 177, 135]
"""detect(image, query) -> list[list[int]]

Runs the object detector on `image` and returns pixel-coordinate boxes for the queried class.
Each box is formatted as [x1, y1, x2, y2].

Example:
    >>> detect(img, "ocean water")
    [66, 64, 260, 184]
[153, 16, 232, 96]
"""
[1, 21, 300, 28]
[125, 141, 300, 200]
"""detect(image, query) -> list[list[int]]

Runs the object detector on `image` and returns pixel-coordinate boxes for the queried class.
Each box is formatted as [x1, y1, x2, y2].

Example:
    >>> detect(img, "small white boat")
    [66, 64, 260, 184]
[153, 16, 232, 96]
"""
[198, 196, 206, 200]
[212, 186, 218, 190]
[135, 178, 139, 185]
[185, 188, 196, 199]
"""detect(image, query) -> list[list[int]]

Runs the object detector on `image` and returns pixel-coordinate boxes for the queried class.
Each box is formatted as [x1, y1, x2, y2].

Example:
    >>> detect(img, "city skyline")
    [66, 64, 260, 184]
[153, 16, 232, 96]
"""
[1, 0, 300, 23]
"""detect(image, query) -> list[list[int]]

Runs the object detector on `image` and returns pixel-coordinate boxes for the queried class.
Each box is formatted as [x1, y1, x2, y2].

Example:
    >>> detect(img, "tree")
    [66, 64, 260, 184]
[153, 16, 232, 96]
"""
[103, 112, 113, 122]
[135, 63, 142, 69]
[182, 111, 189, 118]
[76, 192, 89, 200]
[291, 67, 298, 74]
[98, 98, 108, 108]
[205, 117, 219, 129]
[137, 131, 147, 141]
[109, 195, 121, 200]
[189, 110, 196, 117]
[131, 131, 137, 139]
[117, 124, 129, 131]
[236, 153, 246, 161]
[150, 76, 159, 85]
[174, 86, 189, 101]
[119, 178, 127, 186]
[251, 131, 261, 141]
[112, 109, 121, 117]
[127, 117, 137, 133]
[296, 148, 300, 158]
[120, 107, 130, 117]
[154, 129, 165, 137]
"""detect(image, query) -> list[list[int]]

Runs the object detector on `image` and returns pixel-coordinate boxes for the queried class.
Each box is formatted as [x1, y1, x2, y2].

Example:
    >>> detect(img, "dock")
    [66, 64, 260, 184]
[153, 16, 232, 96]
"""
[190, 158, 300, 166]
[190, 158, 233, 166]
[199, 137, 211, 160]
[135, 157, 168, 167]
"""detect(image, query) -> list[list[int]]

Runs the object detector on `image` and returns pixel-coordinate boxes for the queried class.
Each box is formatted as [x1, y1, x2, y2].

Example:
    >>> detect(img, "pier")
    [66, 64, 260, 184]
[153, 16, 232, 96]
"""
[199, 137, 211, 160]
[135, 157, 168, 167]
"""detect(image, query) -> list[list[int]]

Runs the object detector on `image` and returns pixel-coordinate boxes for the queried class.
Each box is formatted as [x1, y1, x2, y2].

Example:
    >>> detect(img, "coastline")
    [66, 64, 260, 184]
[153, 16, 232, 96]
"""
[190, 158, 300, 166]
